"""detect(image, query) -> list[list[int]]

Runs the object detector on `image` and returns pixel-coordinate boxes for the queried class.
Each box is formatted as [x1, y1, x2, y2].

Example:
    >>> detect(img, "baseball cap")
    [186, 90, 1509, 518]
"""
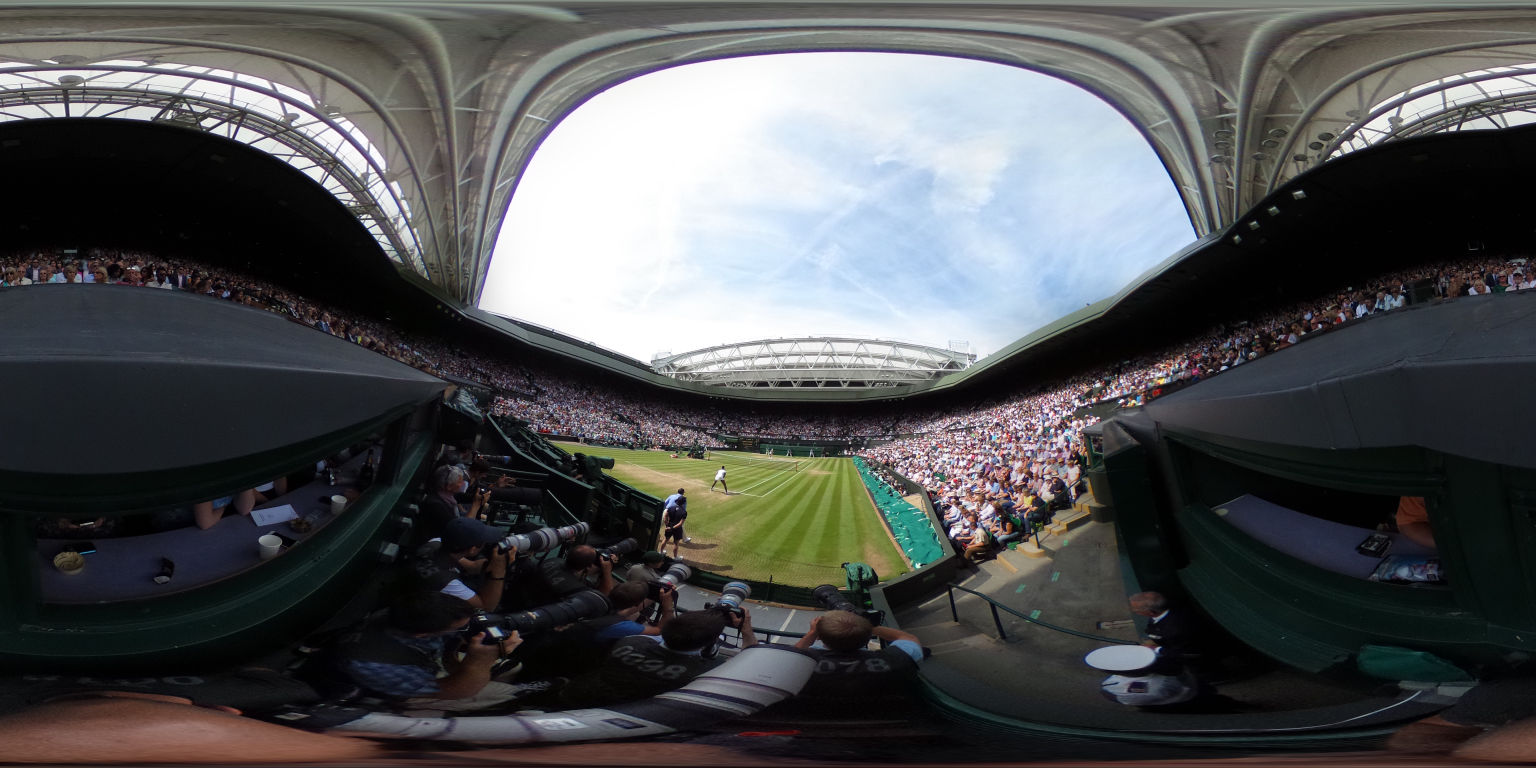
[443, 516, 503, 551]
[642, 551, 666, 564]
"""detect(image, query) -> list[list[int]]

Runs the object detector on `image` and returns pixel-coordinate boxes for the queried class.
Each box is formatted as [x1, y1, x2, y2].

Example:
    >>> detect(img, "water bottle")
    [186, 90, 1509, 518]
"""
[358, 449, 376, 489]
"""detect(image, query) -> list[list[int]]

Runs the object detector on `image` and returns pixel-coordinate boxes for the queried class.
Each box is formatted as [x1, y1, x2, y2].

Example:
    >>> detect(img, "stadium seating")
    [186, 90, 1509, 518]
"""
[9, 248, 1530, 531]
[852, 458, 947, 567]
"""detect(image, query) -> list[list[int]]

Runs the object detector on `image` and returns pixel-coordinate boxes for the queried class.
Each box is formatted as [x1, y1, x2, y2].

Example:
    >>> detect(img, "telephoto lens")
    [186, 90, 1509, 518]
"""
[596, 537, 639, 561]
[657, 562, 692, 590]
[498, 521, 590, 553]
[494, 588, 612, 637]
[649, 562, 692, 600]
[712, 581, 751, 617]
[812, 584, 860, 614]
[812, 583, 885, 626]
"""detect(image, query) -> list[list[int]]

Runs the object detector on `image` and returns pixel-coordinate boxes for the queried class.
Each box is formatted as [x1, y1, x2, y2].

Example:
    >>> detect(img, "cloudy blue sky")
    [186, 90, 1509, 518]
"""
[480, 53, 1196, 364]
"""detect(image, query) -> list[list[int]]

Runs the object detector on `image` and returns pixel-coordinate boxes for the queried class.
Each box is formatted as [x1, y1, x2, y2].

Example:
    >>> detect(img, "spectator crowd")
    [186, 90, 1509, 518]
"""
[7, 247, 1532, 528]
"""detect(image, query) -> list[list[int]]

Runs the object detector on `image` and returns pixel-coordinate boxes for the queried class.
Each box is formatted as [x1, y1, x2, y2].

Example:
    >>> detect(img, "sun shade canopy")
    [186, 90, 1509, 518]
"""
[0, 285, 445, 477]
[1127, 294, 1536, 469]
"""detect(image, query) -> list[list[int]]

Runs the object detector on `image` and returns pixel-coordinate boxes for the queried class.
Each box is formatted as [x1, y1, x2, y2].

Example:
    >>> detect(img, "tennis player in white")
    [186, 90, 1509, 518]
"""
[711, 465, 727, 493]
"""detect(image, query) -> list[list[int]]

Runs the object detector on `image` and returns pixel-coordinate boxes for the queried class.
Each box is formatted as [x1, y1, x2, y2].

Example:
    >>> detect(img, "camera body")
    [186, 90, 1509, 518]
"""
[465, 611, 511, 645]
[647, 562, 692, 601]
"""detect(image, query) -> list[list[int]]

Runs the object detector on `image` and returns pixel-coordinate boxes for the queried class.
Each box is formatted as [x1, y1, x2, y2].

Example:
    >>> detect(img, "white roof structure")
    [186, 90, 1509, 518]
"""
[8, 2, 1536, 306]
[652, 338, 976, 388]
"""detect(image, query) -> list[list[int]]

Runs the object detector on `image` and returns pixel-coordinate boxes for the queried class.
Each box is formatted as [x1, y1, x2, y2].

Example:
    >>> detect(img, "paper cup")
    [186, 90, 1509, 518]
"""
[258, 533, 283, 560]
[330, 494, 348, 515]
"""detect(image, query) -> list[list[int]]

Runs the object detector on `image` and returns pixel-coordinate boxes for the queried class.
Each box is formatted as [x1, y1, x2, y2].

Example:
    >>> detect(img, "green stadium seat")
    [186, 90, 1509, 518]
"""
[853, 457, 946, 568]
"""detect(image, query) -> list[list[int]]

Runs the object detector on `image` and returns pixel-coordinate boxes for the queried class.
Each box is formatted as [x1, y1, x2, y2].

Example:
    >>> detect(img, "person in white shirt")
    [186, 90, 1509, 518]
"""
[710, 465, 727, 494]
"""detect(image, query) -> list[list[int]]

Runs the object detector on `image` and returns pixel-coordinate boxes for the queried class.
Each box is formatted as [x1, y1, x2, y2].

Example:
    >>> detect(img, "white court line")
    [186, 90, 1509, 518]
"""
[777, 609, 798, 632]
[734, 467, 793, 495]
[748, 470, 801, 499]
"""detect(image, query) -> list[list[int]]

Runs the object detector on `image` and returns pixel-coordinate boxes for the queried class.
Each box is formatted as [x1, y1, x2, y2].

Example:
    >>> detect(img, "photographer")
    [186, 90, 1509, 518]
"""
[538, 544, 615, 598]
[420, 464, 492, 542]
[460, 457, 542, 510]
[523, 579, 677, 677]
[334, 592, 543, 712]
[412, 517, 515, 611]
[557, 608, 755, 708]
[625, 550, 667, 584]
[786, 611, 923, 714]
[590, 578, 676, 641]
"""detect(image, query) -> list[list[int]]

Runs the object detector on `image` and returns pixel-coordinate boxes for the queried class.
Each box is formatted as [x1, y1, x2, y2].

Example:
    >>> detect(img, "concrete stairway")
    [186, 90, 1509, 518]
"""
[1016, 490, 1103, 558]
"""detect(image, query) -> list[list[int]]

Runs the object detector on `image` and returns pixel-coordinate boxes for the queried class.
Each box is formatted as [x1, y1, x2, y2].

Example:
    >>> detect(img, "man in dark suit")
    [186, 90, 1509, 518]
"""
[1130, 591, 1195, 670]
[1128, 591, 1257, 712]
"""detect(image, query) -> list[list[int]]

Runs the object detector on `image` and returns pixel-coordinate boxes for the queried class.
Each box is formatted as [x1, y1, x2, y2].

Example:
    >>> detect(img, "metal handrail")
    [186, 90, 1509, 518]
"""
[946, 582, 1136, 645]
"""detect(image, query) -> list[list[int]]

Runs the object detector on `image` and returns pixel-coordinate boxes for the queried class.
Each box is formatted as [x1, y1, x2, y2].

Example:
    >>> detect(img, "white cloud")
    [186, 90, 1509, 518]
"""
[481, 52, 1196, 364]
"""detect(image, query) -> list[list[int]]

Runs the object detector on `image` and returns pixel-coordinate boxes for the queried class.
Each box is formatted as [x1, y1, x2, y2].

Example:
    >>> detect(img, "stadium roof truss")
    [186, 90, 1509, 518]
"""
[6, 3, 1536, 305]
[0, 60, 425, 273]
[652, 338, 976, 389]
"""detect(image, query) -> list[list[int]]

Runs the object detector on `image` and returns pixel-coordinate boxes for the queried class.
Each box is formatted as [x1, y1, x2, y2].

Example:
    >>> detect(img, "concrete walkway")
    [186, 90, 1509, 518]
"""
[897, 520, 1445, 733]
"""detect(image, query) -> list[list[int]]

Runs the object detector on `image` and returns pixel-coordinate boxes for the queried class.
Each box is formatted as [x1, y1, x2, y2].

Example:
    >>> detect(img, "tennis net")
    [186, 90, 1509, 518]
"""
[716, 452, 805, 472]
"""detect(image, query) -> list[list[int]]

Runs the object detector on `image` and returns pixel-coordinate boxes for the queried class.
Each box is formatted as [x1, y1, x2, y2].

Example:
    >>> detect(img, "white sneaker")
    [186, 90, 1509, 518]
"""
[684, 537, 693, 542]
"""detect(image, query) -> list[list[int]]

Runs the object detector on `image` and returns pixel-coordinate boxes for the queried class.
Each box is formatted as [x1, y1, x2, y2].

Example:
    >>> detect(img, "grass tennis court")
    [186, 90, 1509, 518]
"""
[551, 442, 908, 587]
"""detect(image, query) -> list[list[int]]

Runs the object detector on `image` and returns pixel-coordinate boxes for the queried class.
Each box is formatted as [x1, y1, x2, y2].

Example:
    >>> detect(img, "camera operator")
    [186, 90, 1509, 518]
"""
[460, 457, 541, 510]
[420, 464, 492, 542]
[556, 608, 755, 709]
[523, 579, 678, 677]
[538, 544, 616, 598]
[785, 611, 923, 714]
[625, 550, 667, 584]
[590, 578, 676, 641]
[412, 517, 515, 611]
[334, 592, 543, 712]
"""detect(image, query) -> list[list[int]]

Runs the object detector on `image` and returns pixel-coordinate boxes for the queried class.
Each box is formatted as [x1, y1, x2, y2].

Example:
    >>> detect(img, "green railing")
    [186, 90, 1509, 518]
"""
[945, 582, 1135, 645]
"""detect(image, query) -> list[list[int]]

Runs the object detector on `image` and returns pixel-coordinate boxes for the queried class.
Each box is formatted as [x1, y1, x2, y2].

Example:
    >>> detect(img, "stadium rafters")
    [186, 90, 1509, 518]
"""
[9, 3, 1536, 306]
[0, 61, 424, 273]
[652, 338, 976, 389]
